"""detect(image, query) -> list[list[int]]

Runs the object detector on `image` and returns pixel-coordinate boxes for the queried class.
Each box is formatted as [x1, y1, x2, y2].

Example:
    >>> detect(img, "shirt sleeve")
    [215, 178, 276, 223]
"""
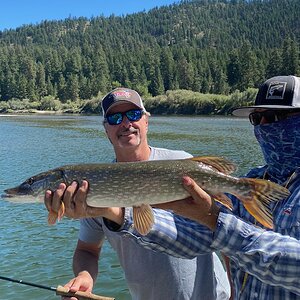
[120, 207, 214, 258]
[78, 217, 106, 244]
[212, 212, 300, 294]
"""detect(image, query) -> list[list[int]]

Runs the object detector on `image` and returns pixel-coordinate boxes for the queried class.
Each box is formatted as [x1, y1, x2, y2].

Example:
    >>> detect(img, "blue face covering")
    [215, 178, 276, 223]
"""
[254, 114, 300, 183]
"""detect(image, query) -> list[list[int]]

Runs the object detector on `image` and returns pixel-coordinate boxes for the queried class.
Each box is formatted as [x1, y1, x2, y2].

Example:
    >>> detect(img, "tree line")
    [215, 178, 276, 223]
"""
[0, 0, 299, 112]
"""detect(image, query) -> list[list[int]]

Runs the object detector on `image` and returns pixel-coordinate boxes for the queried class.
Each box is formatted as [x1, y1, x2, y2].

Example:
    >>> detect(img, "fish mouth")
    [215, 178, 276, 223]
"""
[3, 186, 34, 196]
[4, 187, 18, 195]
[1, 187, 37, 203]
[1, 192, 14, 199]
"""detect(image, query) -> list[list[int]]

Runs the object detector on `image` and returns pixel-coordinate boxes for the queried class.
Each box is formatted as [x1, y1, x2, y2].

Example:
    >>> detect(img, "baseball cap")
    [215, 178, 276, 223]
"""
[232, 75, 300, 117]
[101, 88, 150, 117]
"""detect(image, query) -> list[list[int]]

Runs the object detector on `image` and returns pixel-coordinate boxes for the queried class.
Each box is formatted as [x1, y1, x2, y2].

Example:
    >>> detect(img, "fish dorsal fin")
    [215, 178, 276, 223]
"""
[189, 156, 236, 174]
[133, 204, 154, 236]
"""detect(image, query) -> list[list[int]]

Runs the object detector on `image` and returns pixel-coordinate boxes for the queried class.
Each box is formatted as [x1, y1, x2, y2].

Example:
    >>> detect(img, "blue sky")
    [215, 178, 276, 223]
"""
[0, 0, 179, 31]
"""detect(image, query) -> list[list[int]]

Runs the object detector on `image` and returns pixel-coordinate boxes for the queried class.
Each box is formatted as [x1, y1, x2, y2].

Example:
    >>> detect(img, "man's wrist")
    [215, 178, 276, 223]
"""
[203, 204, 220, 231]
[103, 217, 122, 231]
[105, 207, 125, 225]
[103, 208, 125, 231]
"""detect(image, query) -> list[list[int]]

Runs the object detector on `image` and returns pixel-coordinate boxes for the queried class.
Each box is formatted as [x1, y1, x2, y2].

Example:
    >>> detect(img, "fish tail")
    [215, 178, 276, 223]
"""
[132, 204, 154, 236]
[235, 178, 290, 229]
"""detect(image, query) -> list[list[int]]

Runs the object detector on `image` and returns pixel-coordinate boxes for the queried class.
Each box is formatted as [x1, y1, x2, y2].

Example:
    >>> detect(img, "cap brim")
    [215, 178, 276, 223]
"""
[232, 105, 300, 117]
[105, 100, 143, 115]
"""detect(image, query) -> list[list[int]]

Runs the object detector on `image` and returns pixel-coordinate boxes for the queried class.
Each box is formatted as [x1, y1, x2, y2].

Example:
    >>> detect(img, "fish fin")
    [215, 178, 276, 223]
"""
[133, 204, 154, 236]
[243, 200, 273, 229]
[235, 178, 290, 229]
[212, 193, 233, 210]
[47, 202, 65, 225]
[47, 209, 58, 225]
[57, 202, 65, 222]
[189, 156, 236, 174]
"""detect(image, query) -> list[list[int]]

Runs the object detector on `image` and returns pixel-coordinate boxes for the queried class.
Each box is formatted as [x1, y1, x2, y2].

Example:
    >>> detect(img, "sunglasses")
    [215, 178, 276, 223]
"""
[249, 110, 294, 126]
[105, 109, 144, 125]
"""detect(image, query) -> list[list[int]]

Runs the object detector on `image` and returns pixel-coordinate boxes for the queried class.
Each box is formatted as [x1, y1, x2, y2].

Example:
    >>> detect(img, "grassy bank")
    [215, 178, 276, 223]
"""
[0, 88, 257, 115]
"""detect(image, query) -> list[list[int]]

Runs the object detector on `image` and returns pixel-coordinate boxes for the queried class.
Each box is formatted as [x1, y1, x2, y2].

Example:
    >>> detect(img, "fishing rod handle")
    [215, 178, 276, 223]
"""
[56, 285, 115, 300]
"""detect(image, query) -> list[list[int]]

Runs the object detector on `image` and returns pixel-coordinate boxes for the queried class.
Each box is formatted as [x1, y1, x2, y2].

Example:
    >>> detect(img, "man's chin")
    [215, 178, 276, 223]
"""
[117, 137, 141, 148]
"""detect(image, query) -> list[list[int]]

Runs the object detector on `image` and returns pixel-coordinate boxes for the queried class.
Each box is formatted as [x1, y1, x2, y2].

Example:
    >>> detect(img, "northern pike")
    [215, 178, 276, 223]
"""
[4, 156, 290, 234]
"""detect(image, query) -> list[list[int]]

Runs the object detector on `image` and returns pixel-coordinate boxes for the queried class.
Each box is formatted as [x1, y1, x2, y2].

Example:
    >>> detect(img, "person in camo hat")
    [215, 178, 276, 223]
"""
[45, 87, 230, 300]
[118, 75, 300, 299]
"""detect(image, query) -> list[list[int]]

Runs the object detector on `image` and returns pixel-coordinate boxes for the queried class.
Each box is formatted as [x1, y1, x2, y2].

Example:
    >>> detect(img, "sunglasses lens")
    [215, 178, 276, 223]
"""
[249, 113, 262, 126]
[249, 111, 291, 126]
[107, 113, 123, 125]
[126, 110, 143, 121]
[106, 109, 143, 125]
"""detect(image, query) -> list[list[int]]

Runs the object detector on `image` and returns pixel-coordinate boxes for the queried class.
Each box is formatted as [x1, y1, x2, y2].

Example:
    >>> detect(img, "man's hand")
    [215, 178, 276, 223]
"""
[44, 180, 125, 225]
[61, 271, 94, 300]
[154, 176, 220, 231]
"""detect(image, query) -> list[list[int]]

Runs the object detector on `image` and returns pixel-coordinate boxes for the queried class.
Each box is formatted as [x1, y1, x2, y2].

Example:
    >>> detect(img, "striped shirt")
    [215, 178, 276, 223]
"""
[120, 166, 300, 299]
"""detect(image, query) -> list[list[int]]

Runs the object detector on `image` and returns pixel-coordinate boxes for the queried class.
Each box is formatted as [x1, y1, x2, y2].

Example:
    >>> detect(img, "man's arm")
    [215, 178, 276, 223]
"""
[149, 176, 300, 295]
[154, 176, 220, 230]
[61, 239, 102, 300]
[44, 181, 121, 300]
[212, 212, 300, 295]
[119, 206, 214, 259]
[116, 176, 218, 258]
[72, 239, 101, 284]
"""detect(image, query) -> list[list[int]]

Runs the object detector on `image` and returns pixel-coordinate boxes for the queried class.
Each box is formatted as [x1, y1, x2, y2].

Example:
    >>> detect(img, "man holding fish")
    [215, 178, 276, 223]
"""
[116, 75, 300, 299]
[44, 88, 230, 299]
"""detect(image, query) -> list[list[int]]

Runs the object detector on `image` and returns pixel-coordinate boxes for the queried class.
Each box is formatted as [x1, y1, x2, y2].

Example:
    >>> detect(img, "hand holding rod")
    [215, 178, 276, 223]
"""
[56, 285, 115, 300]
[0, 275, 115, 300]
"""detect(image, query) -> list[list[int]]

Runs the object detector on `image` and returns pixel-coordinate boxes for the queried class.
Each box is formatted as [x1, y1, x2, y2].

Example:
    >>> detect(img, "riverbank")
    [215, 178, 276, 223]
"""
[0, 88, 257, 115]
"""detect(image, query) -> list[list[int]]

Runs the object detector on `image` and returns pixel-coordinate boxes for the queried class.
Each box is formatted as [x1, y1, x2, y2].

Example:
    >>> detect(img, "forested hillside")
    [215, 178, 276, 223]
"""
[0, 0, 299, 113]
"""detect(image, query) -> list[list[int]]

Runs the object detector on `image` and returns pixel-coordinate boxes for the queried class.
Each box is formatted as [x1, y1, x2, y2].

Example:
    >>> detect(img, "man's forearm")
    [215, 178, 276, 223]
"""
[73, 248, 99, 282]
[121, 208, 214, 259]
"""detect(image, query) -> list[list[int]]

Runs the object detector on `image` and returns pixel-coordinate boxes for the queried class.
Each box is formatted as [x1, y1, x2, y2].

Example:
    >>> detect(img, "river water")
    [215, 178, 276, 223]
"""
[0, 114, 263, 299]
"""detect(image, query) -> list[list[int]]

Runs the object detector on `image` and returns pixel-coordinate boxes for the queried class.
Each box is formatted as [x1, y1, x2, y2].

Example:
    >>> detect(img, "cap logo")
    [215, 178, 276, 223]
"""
[266, 81, 287, 100]
[112, 91, 131, 99]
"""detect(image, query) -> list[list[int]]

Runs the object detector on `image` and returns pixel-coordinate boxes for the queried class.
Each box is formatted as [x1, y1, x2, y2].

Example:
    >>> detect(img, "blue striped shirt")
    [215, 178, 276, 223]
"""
[120, 167, 300, 299]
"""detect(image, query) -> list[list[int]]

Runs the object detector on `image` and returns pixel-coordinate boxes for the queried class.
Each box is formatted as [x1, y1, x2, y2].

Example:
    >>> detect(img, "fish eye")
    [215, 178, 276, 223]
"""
[26, 177, 34, 185]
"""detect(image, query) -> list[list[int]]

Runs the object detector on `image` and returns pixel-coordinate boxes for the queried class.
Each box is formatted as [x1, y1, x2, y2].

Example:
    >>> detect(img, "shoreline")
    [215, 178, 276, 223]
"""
[0, 109, 80, 115]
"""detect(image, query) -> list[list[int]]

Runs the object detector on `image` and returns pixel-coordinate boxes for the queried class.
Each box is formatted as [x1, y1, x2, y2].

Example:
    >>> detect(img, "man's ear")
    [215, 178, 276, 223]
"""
[103, 123, 113, 144]
[103, 122, 108, 133]
[145, 115, 149, 132]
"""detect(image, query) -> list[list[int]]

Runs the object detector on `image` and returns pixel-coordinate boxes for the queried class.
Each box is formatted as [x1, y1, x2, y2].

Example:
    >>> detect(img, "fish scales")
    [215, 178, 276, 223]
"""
[62, 160, 243, 207]
[64, 161, 193, 206]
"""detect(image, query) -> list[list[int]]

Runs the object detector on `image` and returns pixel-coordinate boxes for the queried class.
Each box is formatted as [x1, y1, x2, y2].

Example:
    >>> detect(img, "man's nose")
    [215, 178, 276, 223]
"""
[120, 115, 132, 126]
[260, 116, 268, 125]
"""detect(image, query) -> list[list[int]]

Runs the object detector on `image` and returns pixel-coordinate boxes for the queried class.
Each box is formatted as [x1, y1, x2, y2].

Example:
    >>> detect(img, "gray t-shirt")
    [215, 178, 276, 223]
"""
[79, 147, 230, 300]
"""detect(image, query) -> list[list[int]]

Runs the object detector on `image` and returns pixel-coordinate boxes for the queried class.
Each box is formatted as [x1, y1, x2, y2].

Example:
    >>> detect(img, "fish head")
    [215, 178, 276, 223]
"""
[4, 169, 66, 198]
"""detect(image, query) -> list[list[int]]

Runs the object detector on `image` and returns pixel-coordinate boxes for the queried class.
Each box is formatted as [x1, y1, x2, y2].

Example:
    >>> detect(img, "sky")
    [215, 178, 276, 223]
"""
[0, 0, 179, 31]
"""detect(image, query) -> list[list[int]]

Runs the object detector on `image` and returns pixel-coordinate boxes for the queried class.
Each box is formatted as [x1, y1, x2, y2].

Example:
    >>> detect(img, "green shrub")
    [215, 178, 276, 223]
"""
[39, 96, 62, 111]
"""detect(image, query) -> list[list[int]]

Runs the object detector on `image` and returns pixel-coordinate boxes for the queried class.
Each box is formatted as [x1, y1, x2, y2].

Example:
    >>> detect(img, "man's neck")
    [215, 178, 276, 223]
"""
[115, 145, 151, 162]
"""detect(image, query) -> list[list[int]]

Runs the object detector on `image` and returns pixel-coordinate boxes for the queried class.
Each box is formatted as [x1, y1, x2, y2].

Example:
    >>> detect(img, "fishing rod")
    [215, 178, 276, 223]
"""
[0, 275, 115, 300]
